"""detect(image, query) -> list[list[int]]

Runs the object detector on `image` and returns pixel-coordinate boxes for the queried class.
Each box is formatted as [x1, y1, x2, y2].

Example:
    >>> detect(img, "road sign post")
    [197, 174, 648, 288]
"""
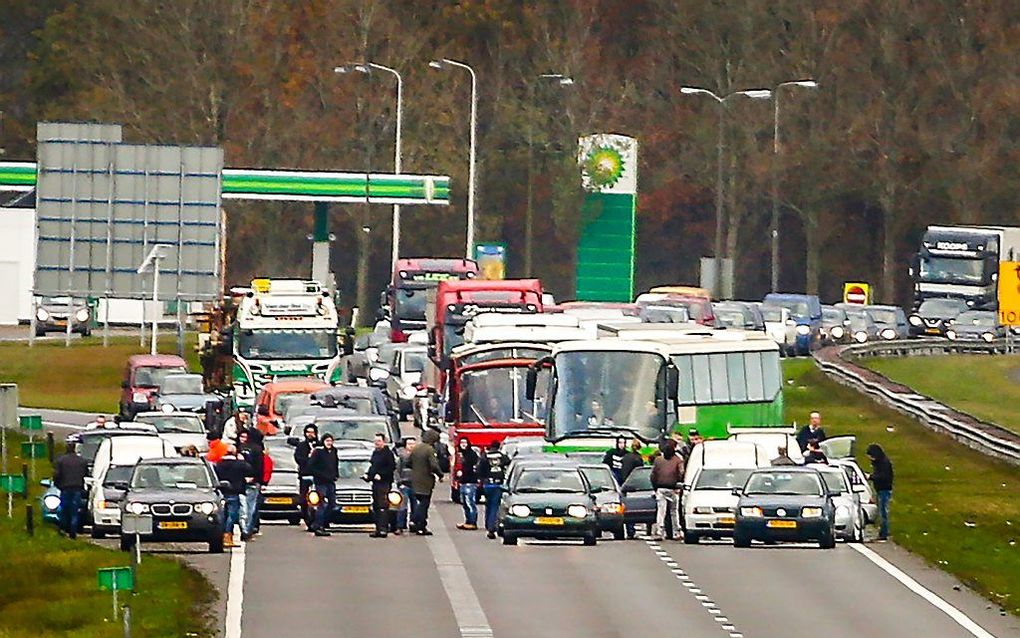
[98, 566, 135, 622]
[20, 415, 43, 483]
[1, 384, 18, 519]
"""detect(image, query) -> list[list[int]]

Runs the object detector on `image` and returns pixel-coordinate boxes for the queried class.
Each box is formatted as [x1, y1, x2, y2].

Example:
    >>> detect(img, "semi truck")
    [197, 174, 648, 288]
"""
[384, 258, 478, 342]
[912, 225, 1020, 310]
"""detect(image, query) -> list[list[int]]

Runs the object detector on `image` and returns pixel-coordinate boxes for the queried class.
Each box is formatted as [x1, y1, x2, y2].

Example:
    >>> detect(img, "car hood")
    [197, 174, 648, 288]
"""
[337, 477, 372, 490]
[687, 489, 739, 509]
[124, 487, 219, 503]
[507, 492, 593, 508]
[267, 470, 299, 491]
[738, 494, 827, 508]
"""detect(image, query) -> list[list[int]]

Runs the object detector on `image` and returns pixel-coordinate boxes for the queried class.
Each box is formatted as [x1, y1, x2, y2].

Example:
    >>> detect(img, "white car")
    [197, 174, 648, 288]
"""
[88, 435, 177, 537]
[384, 345, 427, 419]
[682, 440, 772, 543]
[727, 428, 805, 464]
[133, 411, 209, 453]
[819, 434, 879, 525]
[760, 305, 798, 355]
[814, 464, 865, 542]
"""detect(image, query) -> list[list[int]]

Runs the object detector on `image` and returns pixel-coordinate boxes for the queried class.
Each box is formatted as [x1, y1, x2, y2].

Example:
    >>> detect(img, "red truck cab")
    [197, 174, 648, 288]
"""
[119, 354, 189, 419]
[385, 258, 478, 342]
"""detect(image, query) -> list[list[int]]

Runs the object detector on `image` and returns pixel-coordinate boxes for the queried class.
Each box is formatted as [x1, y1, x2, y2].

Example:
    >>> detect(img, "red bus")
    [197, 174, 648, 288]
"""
[385, 258, 478, 342]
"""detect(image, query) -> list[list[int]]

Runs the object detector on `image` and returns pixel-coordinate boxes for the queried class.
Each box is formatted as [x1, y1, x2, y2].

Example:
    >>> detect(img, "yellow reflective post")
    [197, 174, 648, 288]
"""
[997, 262, 1020, 326]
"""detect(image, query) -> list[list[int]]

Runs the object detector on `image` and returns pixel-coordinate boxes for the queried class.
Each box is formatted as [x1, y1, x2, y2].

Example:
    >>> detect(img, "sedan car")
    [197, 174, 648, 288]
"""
[329, 448, 375, 525]
[863, 305, 910, 341]
[133, 411, 209, 453]
[908, 298, 968, 338]
[946, 310, 1006, 343]
[119, 457, 226, 553]
[733, 467, 837, 549]
[821, 305, 851, 345]
[840, 306, 882, 343]
[154, 374, 217, 414]
[35, 296, 92, 337]
[498, 464, 599, 546]
[578, 464, 625, 540]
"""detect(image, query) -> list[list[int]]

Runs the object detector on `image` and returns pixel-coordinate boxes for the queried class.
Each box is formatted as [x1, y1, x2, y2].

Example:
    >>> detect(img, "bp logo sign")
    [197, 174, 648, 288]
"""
[578, 134, 637, 194]
[583, 146, 625, 189]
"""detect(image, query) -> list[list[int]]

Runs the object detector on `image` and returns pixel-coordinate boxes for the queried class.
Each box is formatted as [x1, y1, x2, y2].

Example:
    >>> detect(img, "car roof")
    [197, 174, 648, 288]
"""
[127, 354, 188, 367]
[134, 412, 201, 419]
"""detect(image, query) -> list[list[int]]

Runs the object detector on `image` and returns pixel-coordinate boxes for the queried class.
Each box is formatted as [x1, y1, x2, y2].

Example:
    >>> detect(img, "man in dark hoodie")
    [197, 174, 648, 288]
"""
[308, 433, 340, 537]
[53, 442, 89, 539]
[619, 439, 645, 539]
[294, 424, 319, 529]
[650, 439, 685, 541]
[602, 437, 629, 484]
[866, 443, 894, 541]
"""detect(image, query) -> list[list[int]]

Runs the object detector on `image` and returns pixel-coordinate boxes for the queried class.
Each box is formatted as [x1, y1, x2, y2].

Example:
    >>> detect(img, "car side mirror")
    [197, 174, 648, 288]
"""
[731, 488, 742, 497]
[286, 436, 300, 447]
[121, 380, 129, 389]
[39, 478, 53, 488]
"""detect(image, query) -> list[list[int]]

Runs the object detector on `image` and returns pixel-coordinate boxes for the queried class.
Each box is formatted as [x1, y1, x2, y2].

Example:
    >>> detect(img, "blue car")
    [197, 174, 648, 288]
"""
[763, 293, 822, 355]
[38, 479, 87, 529]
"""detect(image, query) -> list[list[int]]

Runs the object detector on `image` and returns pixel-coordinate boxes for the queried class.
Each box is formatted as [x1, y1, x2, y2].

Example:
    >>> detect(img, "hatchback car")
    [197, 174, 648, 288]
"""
[841, 306, 882, 343]
[620, 466, 656, 537]
[578, 464, 625, 540]
[863, 305, 909, 341]
[154, 374, 217, 414]
[682, 466, 756, 544]
[261, 436, 302, 524]
[499, 464, 600, 546]
[821, 305, 851, 345]
[909, 298, 968, 337]
[946, 310, 1006, 343]
[733, 467, 837, 549]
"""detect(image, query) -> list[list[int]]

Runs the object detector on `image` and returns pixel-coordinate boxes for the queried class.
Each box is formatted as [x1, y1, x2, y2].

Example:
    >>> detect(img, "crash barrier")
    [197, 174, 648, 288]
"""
[812, 339, 1020, 466]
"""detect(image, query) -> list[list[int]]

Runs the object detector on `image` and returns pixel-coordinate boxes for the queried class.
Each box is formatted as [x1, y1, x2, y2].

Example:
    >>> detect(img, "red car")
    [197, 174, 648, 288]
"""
[119, 354, 188, 419]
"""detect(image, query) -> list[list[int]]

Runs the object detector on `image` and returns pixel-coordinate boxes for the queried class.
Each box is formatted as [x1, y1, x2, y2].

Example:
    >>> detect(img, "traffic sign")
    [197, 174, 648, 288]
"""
[842, 282, 872, 305]
[997, 262, 1020, 326]
[18, 415, 42, 431]
[98, 566, 135, 592]
[20, 441, 46, 459]
[0, 474, 25, 494]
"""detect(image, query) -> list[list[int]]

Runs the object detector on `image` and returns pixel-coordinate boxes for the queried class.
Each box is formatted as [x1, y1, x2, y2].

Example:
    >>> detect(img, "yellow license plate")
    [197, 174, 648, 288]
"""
[535, 516, 564, 525]
[718, 517, 735, 525]
[158, 521, 188, 530]
[341, 506, 370, 514]
[767, 519, 797, 529]
[265, 497, 292, 505]
[925, 328, 940, 334]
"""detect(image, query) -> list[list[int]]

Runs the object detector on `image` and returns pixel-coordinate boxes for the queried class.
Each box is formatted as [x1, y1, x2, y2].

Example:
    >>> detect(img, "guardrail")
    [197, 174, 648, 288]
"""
[812, 339, 1020, 466]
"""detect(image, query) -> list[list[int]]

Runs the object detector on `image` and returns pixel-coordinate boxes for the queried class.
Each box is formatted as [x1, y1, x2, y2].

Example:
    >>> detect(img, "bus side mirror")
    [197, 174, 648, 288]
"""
[525, 366, 537, 401]
[666, 364, 679, 402]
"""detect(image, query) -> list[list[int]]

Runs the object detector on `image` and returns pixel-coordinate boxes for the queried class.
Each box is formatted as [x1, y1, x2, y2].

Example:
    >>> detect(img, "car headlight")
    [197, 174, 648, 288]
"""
[880, 328, 896, 340]
[567, 504, 589, 519]
[400, 385, 418, 400]
[946, 330, 957, 340]
[36, 308, 50, 322]
[75, 308, 90, 322]
[387, 490, 403, 507]
[835, 505, 850, 521]
[43, 494, 61, 511]
[801, 507, 823, 518]
[161, 403, 176, 413]
[830, 326, 844, 339]
[693, 506, 713, 515]
[509, 504, 531, 518]
[196, 502, 217, 515]
[307, 490, 322, 506]
[368, 367, 388, 382]
[908, 315, 923, 326]
[740, 506, 763, 517]
[982, 332, 994, 343]
[795, 324, 811, 336]
[854, 331, 868, 343]
[602, 502, 624, 514]
[126, 502, 149, 515]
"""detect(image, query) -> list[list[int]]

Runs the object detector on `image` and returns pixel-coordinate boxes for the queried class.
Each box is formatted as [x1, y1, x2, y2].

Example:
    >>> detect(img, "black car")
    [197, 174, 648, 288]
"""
[119, 457, 226, 553]
[620, 466, 656, 535]
[261, 436, 302, 524]
[498, 463, 600, 546]
[909, 298, 968, 338]
[318, 448, 401, 526]
[578, 464, 626, 540]
[733, 467, 837, 549]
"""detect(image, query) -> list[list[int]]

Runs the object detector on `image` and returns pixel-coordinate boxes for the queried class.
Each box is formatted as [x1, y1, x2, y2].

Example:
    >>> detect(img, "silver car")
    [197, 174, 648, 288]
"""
[384, 345, 427, 419]
[35, 296, 92, 337]
[814, 464, 865, 542]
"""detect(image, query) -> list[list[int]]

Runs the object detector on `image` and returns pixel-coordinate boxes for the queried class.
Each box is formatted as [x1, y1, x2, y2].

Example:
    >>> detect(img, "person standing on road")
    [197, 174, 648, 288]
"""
[221, 408, 252, 444]
[477, 440, 510, 539]
[866, 443, 894, 541]
[236, 429, 263, 541]
[215, 445, 254, 548]
[650, 439, 685, 541]
[394, 437, 417, 534]
[619, 439, 645, 539]
[409, 429, 444, 536]
[294, 424, 319, 529]
[455, 438, 480, 531]
[308, 433, 340, 537]
[770, 446, 798, 466]
[53, 442, 89, 539]
[796, 411, 827, 452]
[602, 436, 628, 484]
[366, 433, 396, 538]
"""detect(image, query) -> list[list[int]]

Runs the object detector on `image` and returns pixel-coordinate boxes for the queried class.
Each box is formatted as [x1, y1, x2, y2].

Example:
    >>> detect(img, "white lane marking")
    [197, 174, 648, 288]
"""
[224, 530, 246, 638]
[427, 508, 493, 638]
[849, 544, 998, 638]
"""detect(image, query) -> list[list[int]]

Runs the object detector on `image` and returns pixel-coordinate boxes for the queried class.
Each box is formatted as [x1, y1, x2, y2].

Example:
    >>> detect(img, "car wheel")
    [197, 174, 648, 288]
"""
[733, 532, 751, 548]
[583, 533, 597, 546]
[34, 328, 45, 337]
[502, 534, 518, 546]
[90, 527, 105, 539]
[612, 527, 625, 541]
[119, 535, 136, 552]
[819, 531, 837, 549]
[209, 534, 225, 553]
[683, 533, 700, 545]
[288, 515, 302, 526]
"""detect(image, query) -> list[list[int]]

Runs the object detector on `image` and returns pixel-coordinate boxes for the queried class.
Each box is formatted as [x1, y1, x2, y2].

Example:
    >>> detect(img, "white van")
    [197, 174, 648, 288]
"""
[681, 440, 771, 544]
[89, 435, 178, 537]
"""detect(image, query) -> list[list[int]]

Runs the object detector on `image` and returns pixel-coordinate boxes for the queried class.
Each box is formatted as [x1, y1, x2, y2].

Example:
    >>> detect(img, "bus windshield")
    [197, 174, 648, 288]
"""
[458, 366, 543, 425]
[394, 287, 429, 321]
[238, 329, 337, 360]
[549, 350, 665, 442]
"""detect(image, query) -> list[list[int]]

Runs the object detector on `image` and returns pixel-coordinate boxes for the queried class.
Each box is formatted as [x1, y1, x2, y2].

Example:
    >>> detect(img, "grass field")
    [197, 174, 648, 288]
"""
[0, 336, 199, 414]
[863, 354, 1020, 434]
[0, 431, 214, 637]
[784, 359, 1020, 615]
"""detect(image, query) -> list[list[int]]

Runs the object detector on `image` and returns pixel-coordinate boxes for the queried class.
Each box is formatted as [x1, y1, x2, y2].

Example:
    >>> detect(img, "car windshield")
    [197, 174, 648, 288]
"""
[818, 471, 847, 494]
[395, 286, 430, 321]
[135, 415, 204, 434]
[847, 312, 871, 331]
[459, 366, 541, 424]
[133, 366, 187, 388]
[338, 459, 372, 479]
[282, 399, 317, 421]
[622, 467, 652, 491]
[265, 441, 299, 471]
[743, 471, 823, 496]
[865, 308, 898, 326]
[275, 392, 312, 416]
[238, 329, 337, 360]
[403, 351, 427, 373]
[160, 376, 204, 395]
[549, 350, 665, 442]
[760, 306, 783, 323]
[919, 256, 984, 285]
[640, 305, 691, 324]
[957, 311, 997, 327]
[770, 300, 810, 319]
[695, 468, 754, 490]
[131, 463, 211, 489]
[822, 308, 845, 324]
[514, 468, 586, 493]
[715, 310, 746, 329]
[315, 419, 383, 442]
[103, 465, 134, 487]
[579, 466, 616, 492]
[919, 298, 966, 316]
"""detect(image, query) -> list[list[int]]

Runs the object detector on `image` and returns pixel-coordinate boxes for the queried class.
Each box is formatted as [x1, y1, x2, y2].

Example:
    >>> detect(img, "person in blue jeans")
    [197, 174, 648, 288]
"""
[866, 443, 894, 541]
[53, 442, 89, 539]
[455, 438, 480, 530]
[214, 446, 254, 548]
[308, 434, 339, 537]
[477, 441, 510, 539]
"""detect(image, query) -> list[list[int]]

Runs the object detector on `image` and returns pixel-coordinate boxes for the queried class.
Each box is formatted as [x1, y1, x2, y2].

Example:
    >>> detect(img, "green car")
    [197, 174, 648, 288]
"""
[498, 463, 600, 546]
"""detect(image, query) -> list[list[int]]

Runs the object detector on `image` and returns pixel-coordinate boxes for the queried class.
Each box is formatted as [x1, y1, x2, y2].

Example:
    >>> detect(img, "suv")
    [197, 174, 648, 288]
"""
[120, 355, 188, 419]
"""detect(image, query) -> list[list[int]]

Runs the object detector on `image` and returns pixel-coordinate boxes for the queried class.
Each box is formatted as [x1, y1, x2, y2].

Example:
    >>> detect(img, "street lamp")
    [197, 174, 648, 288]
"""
[525, 73, 575, 277]
[429, 58, 478, 259]
[771, 79, 818, 292]
[334, 62, 403, 270]
[680, 86, 772, 298]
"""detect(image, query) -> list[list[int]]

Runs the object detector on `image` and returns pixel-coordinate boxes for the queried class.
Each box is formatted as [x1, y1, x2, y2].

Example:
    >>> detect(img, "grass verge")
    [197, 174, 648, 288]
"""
[0, 336, 199, 413]
[784, 359, 1020, 615]
[0, 431, 215, 637]
[862, 354, 1020, 435]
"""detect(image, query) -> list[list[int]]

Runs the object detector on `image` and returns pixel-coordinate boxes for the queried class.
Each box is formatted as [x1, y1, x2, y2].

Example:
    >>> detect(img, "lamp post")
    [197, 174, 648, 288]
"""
[429, 58, 477, 259]
[525, 73, 574, 277]
[335, 62, 403, 270]
[771, 80, 818, 292]
[680, 87, 772, 298]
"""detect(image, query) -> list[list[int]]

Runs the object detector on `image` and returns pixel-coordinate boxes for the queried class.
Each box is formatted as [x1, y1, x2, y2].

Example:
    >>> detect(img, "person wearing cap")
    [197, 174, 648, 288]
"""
[602, 436, 628, 484]
[307, 433, 339, 537]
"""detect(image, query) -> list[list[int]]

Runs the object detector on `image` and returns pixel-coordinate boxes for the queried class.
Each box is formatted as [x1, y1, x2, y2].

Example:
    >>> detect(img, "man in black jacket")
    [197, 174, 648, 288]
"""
[308, 433, 339, 537]
[796, 412, 827, 452]
[366, 433, 396, 538]
[53, 442, 89, 539]
[866, 443, 894, 541]
[215, 446, 254, 548]
[477, 441, 510, 539]
[237, 429, 264, 541]
[619, 439, 645, 539]
[294, 424, 318, 528]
